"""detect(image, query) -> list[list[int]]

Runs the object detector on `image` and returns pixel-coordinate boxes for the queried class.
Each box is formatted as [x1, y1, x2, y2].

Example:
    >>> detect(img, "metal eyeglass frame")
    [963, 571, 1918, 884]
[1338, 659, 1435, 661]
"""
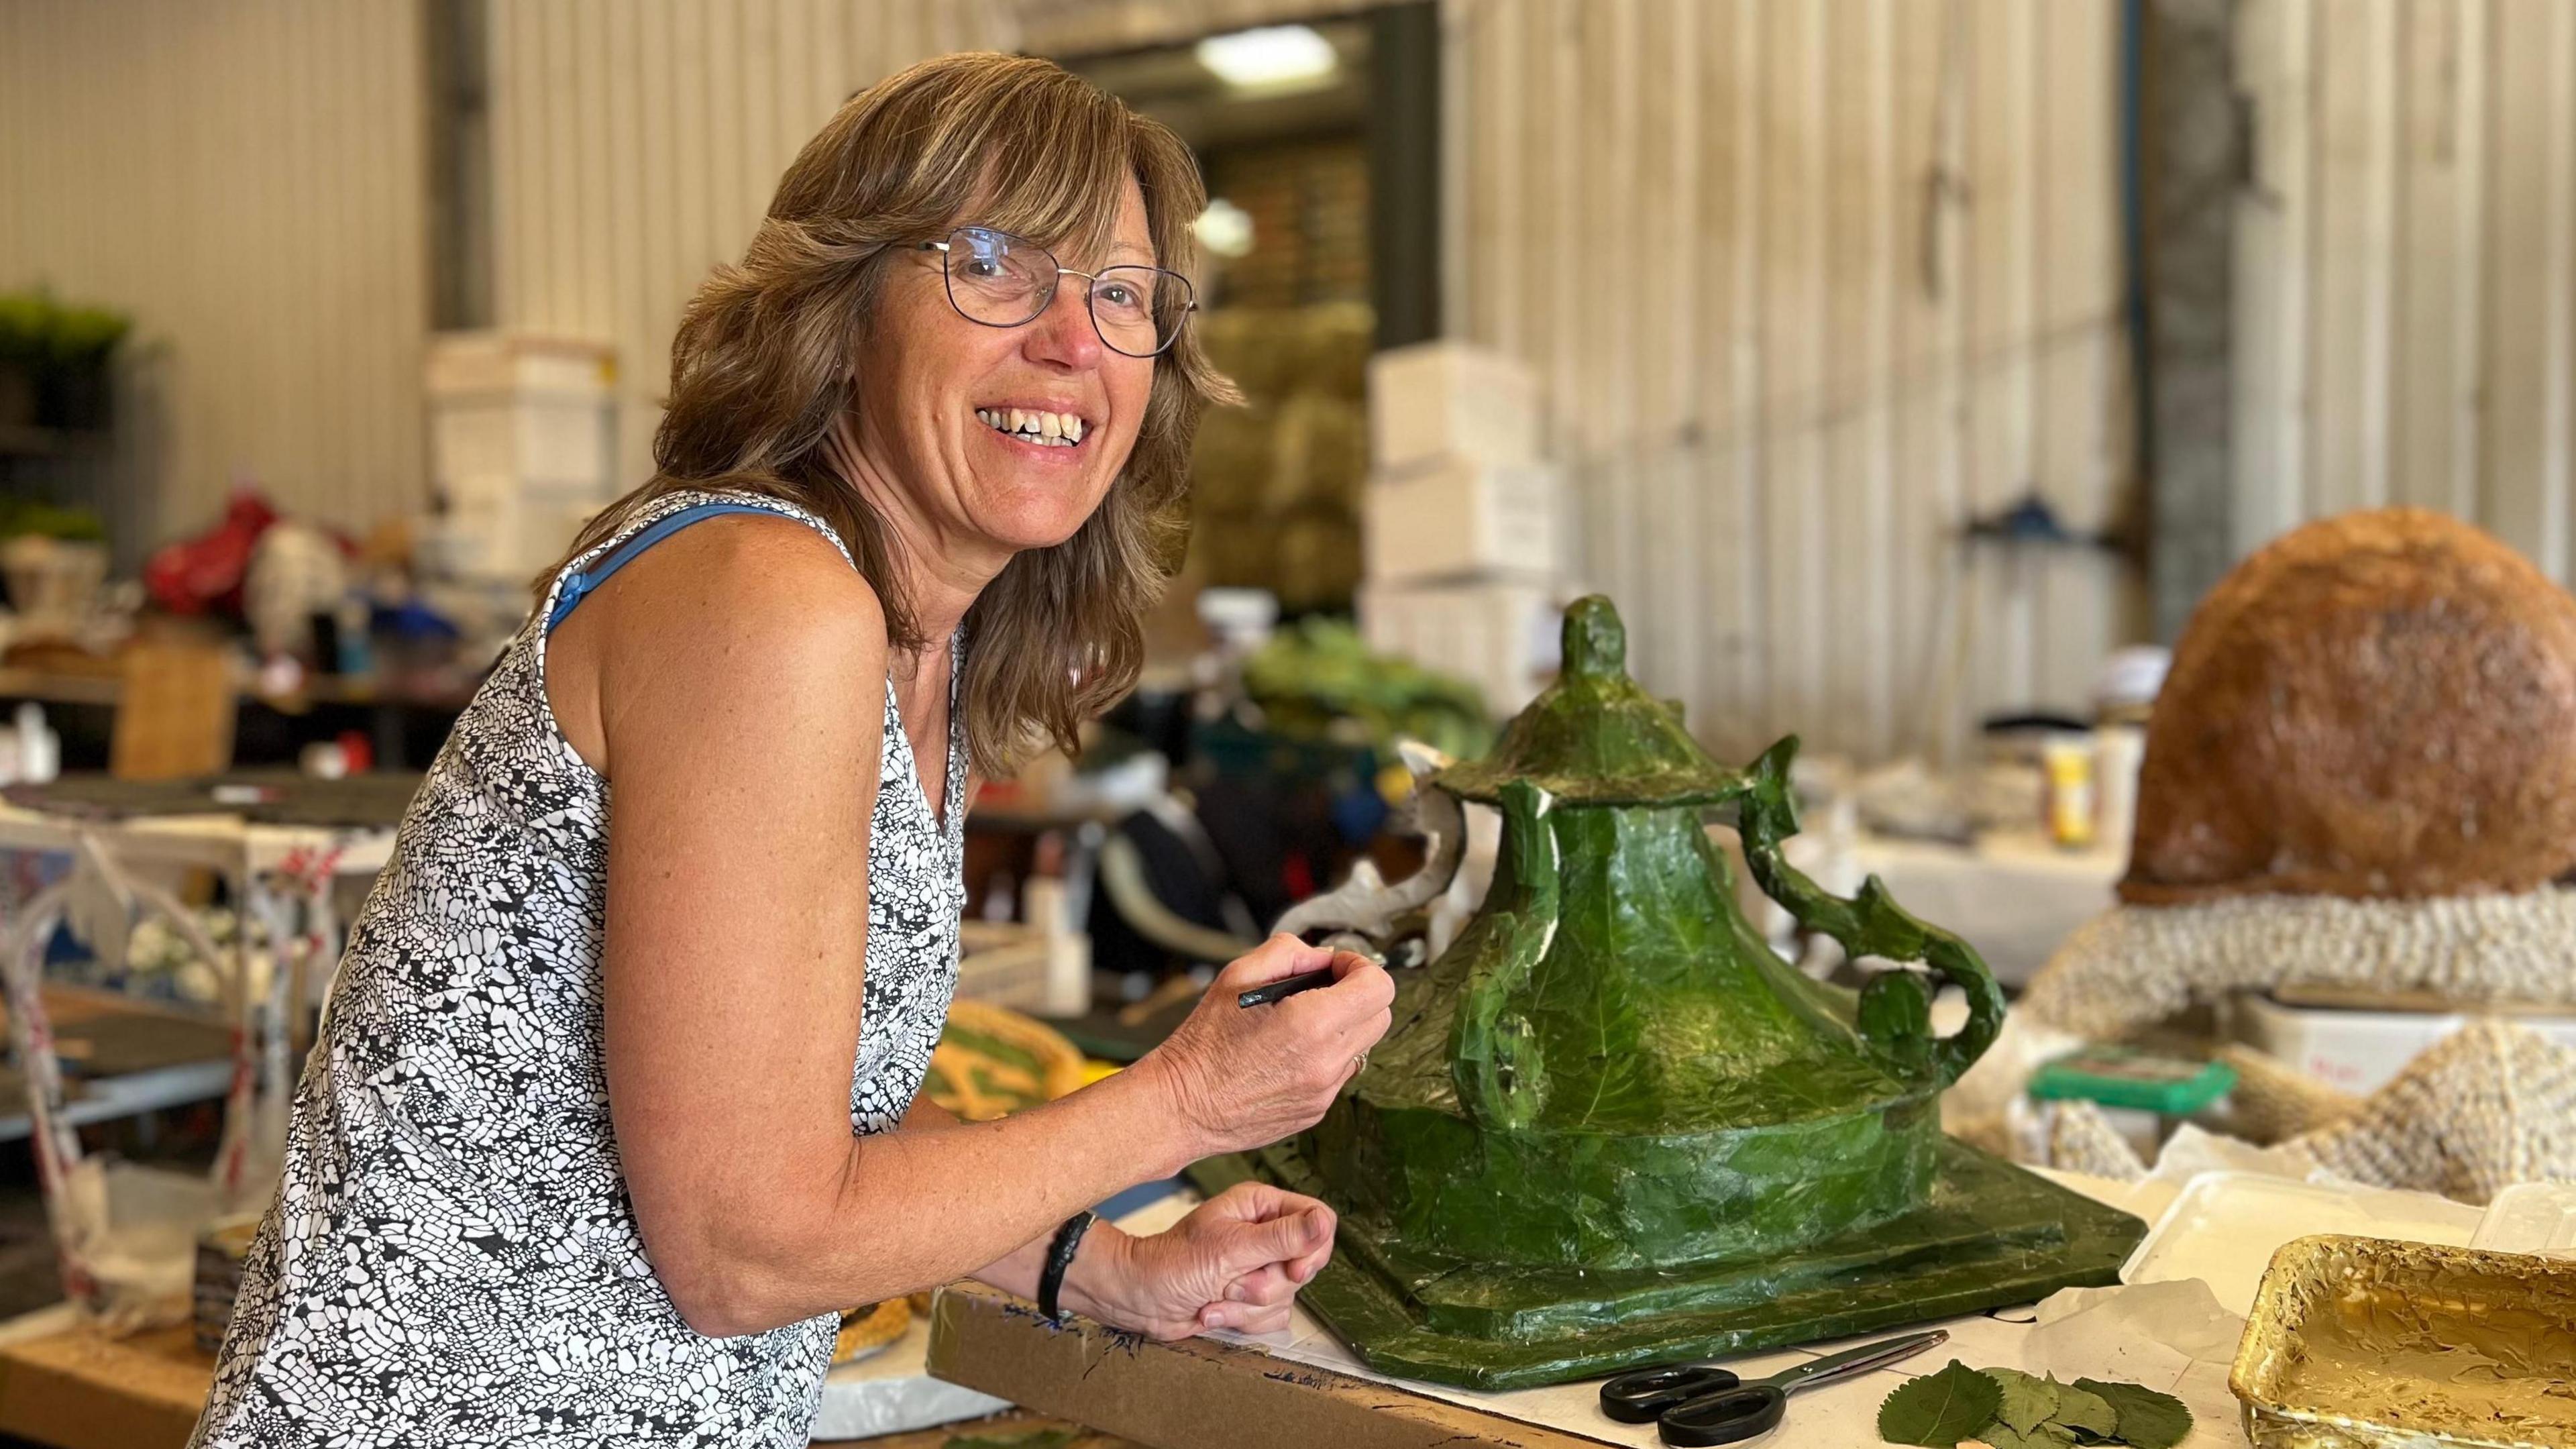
[914, 225, 1197, 358]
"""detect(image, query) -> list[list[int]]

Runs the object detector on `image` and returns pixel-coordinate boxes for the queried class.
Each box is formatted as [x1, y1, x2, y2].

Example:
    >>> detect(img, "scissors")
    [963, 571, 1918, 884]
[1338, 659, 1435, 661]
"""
[1598, 1328, 1949, 1446]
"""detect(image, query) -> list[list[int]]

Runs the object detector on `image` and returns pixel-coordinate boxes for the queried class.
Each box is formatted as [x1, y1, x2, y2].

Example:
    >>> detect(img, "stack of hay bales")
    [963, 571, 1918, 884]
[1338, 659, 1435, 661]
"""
[1189, 304, 1371, 612]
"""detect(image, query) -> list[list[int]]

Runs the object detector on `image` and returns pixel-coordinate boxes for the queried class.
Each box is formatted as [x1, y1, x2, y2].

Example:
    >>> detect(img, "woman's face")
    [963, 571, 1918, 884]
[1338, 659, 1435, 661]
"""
[852, 174, 1161, 560]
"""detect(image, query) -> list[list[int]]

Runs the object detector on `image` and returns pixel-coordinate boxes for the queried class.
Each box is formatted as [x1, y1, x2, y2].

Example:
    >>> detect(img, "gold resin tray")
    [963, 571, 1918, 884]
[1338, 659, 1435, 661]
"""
[2231, 1234, 2576, 1447]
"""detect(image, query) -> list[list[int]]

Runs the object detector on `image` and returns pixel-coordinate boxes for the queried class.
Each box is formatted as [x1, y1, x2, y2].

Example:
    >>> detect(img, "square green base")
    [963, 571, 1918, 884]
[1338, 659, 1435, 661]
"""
[1187, 1136, 2146, 1390]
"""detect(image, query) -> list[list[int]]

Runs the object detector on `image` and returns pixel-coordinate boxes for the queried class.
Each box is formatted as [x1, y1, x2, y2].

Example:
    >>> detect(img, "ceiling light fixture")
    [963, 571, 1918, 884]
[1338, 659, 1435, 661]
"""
[1191, 199, 1256, 258]
[1194, 24, 1337, 90]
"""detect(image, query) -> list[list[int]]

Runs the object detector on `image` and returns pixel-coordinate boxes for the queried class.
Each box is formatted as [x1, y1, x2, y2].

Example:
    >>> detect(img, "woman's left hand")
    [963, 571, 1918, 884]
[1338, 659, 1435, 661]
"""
[1067, 1181, 1336, 1340]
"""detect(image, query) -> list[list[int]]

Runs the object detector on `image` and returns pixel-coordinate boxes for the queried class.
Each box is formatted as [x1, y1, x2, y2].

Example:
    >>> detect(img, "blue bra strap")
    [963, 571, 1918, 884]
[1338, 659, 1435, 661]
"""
[545, 502, 777, 635]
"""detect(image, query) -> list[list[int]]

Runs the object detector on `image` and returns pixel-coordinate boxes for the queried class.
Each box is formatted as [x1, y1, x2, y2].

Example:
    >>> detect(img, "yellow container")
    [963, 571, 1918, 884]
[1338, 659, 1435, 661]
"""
[2231, 1233, 2576, 1447]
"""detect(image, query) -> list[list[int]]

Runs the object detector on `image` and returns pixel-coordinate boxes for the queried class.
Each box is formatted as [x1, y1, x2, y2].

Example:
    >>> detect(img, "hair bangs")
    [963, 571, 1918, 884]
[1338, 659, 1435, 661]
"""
[968, 115, 1131, 266]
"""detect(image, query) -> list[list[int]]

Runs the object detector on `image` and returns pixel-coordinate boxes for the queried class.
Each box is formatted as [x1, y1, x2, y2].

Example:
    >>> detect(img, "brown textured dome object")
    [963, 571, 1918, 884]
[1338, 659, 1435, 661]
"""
[2123, 507, 2576, 904]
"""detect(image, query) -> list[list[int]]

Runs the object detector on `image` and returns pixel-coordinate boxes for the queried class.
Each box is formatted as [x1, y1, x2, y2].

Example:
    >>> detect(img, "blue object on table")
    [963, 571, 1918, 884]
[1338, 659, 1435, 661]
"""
[371, 596, 462, 641]
[1599, 1328, 1949, 1446]
[1093, 1176, 1185, 1221]
[1328, 763, 1389, 843]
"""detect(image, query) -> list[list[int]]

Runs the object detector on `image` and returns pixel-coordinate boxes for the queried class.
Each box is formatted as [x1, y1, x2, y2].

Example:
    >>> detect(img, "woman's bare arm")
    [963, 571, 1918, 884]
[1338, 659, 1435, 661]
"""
[567, 518, 1384, 1337]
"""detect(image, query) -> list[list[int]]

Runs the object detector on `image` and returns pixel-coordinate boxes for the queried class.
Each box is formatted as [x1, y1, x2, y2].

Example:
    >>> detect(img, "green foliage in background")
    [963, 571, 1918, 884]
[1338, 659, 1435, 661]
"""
[0, 290, 130, 368]
[0, 497, 107, 542]
[1238, 616, 1495, 761]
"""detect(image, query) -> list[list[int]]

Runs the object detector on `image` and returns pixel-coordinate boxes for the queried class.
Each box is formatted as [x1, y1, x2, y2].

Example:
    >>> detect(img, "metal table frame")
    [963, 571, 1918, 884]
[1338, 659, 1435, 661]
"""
[0, 801, 393, 1307]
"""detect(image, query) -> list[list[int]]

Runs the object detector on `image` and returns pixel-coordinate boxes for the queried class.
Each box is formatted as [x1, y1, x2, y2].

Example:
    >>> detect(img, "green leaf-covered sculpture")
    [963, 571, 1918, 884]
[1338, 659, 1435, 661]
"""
[1190, 596, 2145, 1387]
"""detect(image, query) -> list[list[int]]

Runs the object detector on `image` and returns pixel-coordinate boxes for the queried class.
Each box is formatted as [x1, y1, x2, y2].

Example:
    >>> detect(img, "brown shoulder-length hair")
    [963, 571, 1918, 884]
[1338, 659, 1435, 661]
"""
[541, 52, 1236, 779]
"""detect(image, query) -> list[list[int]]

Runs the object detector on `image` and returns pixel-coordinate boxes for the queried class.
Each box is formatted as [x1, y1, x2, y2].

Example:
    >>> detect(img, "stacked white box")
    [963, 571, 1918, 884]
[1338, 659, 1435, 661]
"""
[1358, 340, 1565, 716]
[1366, 340, 1541, 474]
[1359, 576, 1563, 716]
[2232, 991, 2576, 1097]
[1362, 456, 1560, 584]
[425, 333, 619, 582]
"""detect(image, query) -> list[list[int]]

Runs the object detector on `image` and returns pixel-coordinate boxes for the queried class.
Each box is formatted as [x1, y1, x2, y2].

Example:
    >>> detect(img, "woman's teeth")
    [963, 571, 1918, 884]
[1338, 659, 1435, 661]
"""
[976, 407, 1085, 447]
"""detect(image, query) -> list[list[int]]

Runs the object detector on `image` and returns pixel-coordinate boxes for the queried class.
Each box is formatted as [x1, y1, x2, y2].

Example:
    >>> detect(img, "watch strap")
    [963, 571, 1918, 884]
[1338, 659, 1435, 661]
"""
[1036, 1210, 1097, 1324]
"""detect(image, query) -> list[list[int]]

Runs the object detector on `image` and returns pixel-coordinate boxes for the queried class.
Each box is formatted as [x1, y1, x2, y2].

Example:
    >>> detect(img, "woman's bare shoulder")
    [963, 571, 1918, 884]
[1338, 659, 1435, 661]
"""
[594, 510, 887, 668]
[550, 509, 890, 775]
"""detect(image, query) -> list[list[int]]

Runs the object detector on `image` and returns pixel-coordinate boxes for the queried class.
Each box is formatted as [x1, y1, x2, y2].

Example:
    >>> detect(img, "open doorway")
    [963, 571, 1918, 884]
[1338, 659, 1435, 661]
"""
[1063, 7, 1437, 616]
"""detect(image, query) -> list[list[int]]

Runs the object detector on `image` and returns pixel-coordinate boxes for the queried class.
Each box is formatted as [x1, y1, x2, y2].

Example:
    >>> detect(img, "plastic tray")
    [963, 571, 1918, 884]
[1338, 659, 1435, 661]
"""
[2122, 1171, 2481, 1316]
[2471, 1181, 2576, 1256]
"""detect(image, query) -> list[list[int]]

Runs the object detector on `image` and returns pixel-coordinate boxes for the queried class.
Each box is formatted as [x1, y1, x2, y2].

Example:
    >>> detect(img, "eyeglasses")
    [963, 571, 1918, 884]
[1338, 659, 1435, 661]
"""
[915, 226, 1196, 358]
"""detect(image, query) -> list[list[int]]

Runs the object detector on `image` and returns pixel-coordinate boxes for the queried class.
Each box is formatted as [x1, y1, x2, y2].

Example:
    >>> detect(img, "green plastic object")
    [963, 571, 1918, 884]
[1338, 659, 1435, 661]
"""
[2026, 1047, 2239, 1116]
[1192, 596, 2146, 1389]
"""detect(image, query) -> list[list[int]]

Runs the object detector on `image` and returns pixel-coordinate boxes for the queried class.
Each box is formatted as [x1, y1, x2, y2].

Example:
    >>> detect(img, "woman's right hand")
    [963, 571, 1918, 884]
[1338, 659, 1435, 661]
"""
[1140, 934, 1395, 1160]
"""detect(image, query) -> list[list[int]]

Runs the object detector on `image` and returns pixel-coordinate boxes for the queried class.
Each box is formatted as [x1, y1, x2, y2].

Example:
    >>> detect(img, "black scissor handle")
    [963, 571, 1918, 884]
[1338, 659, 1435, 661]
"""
[1659, 1384, 1786, 1447]
[1599, 1364, 1741, 1424]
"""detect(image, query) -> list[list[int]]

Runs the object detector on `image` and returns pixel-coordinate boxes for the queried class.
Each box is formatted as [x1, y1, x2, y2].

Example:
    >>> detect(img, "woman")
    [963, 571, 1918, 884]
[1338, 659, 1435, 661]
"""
[194, 53, 1392, 1448]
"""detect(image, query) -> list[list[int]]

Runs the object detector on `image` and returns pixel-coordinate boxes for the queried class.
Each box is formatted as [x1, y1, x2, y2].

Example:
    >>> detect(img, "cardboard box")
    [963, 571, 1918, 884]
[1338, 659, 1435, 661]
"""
[1366, 341, 1540, 473]
[427, 332, 621, 585]
[1359, 576, 1564, 716]
[1361, 458, 1560, 585]
[2233, 990, 2576, 1096]
[425, 331, 616, 396]
[924, 1283, 1604, 1449]
[431, 397, 614, 489]
[423, 491, 600, 581]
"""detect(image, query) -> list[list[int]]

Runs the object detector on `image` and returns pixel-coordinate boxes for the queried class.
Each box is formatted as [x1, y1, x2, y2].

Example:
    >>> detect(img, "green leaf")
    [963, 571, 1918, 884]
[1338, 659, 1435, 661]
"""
[2074, 1379, 2195, 1449]
[1878, 1361, 2005, 1448]
[1976, 1425, 2054, 1449]
[1988, 1369, 2061, 1434]
[2046, 1380, 2120, 1439]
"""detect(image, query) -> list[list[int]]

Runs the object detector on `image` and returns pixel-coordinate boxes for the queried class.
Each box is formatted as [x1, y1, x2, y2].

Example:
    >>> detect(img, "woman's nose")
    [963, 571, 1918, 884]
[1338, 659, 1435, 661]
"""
[1021, 280, 1103, 370]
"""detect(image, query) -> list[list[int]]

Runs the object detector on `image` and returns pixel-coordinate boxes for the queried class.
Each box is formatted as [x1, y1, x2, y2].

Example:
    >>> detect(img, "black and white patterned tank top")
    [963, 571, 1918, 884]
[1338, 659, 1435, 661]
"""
[193, 490, 969, 1448]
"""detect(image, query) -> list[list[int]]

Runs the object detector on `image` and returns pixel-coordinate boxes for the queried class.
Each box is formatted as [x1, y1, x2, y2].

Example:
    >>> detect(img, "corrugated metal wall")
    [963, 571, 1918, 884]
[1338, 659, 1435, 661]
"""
[2236, 0, 2576, 578]
[484, 0, 1010, 490]
[1448, 0, 2139, 764]
[0, 0, 431, 544]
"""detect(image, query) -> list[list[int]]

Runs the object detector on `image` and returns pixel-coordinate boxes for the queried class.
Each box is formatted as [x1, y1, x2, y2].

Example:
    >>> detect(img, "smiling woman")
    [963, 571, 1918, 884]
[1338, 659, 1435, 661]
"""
[189, 52, 1391, 1449]
[568, 52, 1236, 778]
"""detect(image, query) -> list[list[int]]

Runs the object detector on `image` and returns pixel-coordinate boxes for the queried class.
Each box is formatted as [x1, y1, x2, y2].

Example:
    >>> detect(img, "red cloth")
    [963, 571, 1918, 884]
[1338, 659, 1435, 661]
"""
[142, 489, 280, 616]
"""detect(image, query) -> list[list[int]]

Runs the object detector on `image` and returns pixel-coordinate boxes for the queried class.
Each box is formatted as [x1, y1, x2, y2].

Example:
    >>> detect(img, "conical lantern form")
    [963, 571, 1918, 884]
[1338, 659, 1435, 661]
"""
[1311, 598, 1998, 1268]
[1197, 597, 2145, 1388]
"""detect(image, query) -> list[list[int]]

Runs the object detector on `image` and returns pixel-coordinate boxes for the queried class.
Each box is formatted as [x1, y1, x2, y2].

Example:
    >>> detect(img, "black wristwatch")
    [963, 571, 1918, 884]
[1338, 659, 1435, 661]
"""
[1036, 1210, 1097, 1324]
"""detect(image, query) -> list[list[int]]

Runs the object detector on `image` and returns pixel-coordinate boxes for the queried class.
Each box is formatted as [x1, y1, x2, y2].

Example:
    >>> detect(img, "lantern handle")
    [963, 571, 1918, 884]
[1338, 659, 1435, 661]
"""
[1272, 741, 1467, 956]
[1449, 779, 1558, 1128]
[1733, 737, 2006, 1087]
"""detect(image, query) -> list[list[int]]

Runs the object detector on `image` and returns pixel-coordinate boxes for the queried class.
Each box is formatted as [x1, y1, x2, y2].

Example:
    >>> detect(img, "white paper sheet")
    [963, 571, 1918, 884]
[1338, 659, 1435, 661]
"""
[810, 1320, 1012, 1443]
[1115, 1183, 2252, 1448]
